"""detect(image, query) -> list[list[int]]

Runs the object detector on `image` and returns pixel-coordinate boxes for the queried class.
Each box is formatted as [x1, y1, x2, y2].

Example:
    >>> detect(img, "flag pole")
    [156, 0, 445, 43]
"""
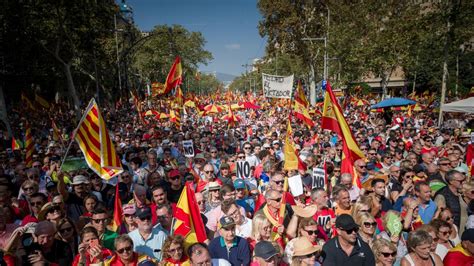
[59, 98, 95, 171]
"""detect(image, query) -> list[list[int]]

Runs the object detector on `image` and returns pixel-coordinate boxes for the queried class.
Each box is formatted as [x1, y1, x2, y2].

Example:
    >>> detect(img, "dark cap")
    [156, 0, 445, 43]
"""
[135, 207, 152, 219]
[254, 241, 279, 260]
[461, 228, 474, 242]
[335, 214, 359, 230]
[366, 162, 376, 171]
[219, 216, 236, 229]
[413, 164, 425, 174]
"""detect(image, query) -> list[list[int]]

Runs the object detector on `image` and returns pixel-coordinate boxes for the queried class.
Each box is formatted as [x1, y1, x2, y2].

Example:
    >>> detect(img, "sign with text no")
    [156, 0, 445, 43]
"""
[236, 160, 251, 179]
[182, 140, 194, 158]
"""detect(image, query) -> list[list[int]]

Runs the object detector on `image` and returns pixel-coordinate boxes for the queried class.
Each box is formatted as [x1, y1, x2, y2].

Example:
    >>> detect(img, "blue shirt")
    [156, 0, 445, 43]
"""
[128, 225, 168, 261]
[418, 199, 437, 224]
[209, 236, 250, 266]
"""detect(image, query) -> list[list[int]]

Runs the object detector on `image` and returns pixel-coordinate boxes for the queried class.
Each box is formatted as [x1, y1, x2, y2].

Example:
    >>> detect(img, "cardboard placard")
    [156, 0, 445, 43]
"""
[182, 140, 194, 158]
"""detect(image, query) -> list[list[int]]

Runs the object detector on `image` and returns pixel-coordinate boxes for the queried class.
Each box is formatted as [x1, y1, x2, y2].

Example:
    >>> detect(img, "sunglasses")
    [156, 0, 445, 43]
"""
[381, 252, 396, 258]
[363, 222, 377, 228]
[342, 228, 358, 234]
[59, 227, 73, 234]
[440, 230, 451, 236]
[117, 246, 133, 254]
[238, 156, 245, 159]
[47, 206, 61, 214]
[30, 201, 43, 207]
[139, 216, 152, 221]
[244, 147, 251, 150]
[168, 247, 182, 254]
[368, 153, 377, 155]
[273, 180, 284, 185]
[358, 165, 367, 168]
[169, 176, 180, 181]
[445, 216, 453, 221]
[305, 229, 318, 235]
[92, 218, 108, 224]
[270, 197, 282, 202]
[303, 251, 320, 259]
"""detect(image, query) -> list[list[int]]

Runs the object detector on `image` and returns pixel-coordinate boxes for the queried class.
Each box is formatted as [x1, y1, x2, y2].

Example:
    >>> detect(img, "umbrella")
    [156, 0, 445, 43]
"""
[155, 113, 169, 119]
[144, 110, 159, 116]
[239, 101, 261, 110]
[203, 104, 224, 113]
[370, 97, 416, 109]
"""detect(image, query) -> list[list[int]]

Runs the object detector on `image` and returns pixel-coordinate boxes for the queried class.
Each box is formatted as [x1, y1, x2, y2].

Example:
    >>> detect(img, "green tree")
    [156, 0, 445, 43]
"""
[131, 25, 213, 85]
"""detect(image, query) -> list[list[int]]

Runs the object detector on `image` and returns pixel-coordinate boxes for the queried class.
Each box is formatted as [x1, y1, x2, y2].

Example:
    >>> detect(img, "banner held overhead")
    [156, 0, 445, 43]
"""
[262, 73, 294, 99]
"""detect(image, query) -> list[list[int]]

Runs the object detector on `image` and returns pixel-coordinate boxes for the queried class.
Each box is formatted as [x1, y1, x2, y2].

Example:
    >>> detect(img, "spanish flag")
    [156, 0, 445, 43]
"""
[25, 123, 33, 167]
[74, 99, 123, 180]
[283, 121, 307, 171]
[164, 56, 183, 95]
[35, 93, 50, 109]
[293, 82, 314, 127]
[12, 137, 22, 150]
[321, 82, 364, 188]
[172, 182, 207, 248]
[110, 184, 123, 232]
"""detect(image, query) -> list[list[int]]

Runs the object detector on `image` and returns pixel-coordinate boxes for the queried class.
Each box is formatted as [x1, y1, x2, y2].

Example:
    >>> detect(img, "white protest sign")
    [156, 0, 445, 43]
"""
[312, 167, 326, 190]
[288, 175, 304, 197]
[182, 140, 194, 158]
[236, 160, 251, 179]
[262, 73, 294, 99]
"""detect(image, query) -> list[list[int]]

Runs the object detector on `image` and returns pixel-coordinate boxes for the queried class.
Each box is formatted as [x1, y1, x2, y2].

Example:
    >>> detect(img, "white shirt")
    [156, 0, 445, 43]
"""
[236, 217, 252, 238]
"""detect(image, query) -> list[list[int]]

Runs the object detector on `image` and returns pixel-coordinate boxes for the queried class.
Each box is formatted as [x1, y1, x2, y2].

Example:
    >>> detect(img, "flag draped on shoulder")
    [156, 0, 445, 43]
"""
[164, 56, 183, 95]
[25, 123, 33, 167]
[321, 82, 365, 188]
[293, 81, 314, 127]
[172, 182, 207, 248]
[74, 99, 123, 180]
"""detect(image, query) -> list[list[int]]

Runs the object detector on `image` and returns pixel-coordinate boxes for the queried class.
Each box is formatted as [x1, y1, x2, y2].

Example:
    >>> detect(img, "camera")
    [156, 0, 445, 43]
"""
[21, 233, 41, 266]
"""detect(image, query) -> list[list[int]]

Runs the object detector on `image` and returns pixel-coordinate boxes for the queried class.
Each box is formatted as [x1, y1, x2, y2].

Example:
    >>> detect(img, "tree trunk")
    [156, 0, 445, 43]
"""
[64, 63, 81, 113]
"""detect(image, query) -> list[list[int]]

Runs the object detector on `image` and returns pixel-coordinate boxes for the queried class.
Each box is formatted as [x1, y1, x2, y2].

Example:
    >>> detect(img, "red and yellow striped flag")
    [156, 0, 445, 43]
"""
[111, 184, 123, 232]
[173, 182, 207, 248]
[322, 82, 365, 188]
[35, 93, 50, 109]
[25, 123, 33, 167]
[51, 120, 63, 143]
[74, 99, 123, 180]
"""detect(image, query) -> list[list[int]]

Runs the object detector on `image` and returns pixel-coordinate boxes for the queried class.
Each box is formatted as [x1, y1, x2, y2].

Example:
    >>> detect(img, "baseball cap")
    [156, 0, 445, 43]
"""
[272, 140, 280, 145]
[168, 169, 181, 178]
[254, 241, 279, 260]
[461, 228, 474, 242]
[262, 143, 271, 149]
[122, 204, 136, 215]
[219, 216, 236, 229]
[71, 175, 90, 185]
[135, 207, 152, 220]
[233, 179, 246, 190]
[335, 214, 359, 230]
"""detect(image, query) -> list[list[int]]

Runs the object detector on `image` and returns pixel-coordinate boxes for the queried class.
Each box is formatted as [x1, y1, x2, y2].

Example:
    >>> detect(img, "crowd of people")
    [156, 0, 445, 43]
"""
[0, 91, 472, 266]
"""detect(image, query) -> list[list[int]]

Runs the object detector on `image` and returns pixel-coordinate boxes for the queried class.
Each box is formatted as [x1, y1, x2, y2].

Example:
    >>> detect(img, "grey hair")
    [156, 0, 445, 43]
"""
[407, 229, 432, 251]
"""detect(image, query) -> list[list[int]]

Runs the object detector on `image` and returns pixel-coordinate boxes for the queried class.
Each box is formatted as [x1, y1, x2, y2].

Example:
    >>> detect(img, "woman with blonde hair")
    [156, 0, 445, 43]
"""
[351, 195, 373, 218]
[372, 238, 397, 266]
[284, 218, 321, 264]
[160, 235, 189, 265]
[355, 212, 377, 247]
[291, 237, 322, 266]
[248, 213, 273, 253]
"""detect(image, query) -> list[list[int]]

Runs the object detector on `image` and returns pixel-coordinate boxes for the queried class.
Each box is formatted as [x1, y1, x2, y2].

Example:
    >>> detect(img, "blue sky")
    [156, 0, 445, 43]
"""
[128, 0, 266, 76]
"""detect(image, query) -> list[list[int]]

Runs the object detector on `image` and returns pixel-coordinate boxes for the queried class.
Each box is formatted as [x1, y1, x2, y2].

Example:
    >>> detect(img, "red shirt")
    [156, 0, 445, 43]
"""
[443, 244, 474, 266]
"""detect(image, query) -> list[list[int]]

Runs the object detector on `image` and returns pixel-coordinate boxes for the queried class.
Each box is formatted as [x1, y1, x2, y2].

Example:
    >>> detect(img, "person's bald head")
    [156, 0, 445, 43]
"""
[265, 189, 281, 200]
[188, 243, 211, 266]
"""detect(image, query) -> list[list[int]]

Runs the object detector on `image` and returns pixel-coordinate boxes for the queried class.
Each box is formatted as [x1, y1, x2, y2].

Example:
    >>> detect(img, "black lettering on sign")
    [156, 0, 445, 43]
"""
[182, 140, 194, 158]
[312, 168, 326, 190]
[236, 161, 251, 179]
[317, 215, 331, 227]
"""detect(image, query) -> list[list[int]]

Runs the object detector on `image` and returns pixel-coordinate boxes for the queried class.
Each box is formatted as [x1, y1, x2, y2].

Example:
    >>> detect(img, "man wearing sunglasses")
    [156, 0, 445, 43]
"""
[90, 207, 117, 251]
[321, 214, 375, 266]
[128, 206, 168, 261]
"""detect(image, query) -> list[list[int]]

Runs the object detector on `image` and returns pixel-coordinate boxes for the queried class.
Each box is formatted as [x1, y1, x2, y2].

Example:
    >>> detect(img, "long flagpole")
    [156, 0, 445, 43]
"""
[59, 98, 96, 171]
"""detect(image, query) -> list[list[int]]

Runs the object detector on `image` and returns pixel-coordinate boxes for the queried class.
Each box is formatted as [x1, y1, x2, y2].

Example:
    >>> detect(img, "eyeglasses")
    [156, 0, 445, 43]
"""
[358, 165, 367, 168]
[23, 187, 34, 191]
[204, 171, 213, 174]
[404, 175, 415, 178]
[273, 180, 284, 185]
[454, 179, 466, 183]
[342, 228, 358, 234]
[334, 169, 341, 172]
[363, 222, 377, 228]
[169, 176, 180, 181]
[244, 147, 251, 150]
[47, 206, 61, 214]
[117, 246, 133, 254]
[197, 201, 205, 205]
[237, 156, 245, 159]
[445, 216, 453, 221]
[380, 251, 397, 258]
[92, 218, 108, 224]
[211, 151, 217, 153]
[304, 229, 318, 235]
[59, 227, 73, 234]
[425, 139, 432, 142]
[368, 153, 377, 155]
[439, 163, 450, 166]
